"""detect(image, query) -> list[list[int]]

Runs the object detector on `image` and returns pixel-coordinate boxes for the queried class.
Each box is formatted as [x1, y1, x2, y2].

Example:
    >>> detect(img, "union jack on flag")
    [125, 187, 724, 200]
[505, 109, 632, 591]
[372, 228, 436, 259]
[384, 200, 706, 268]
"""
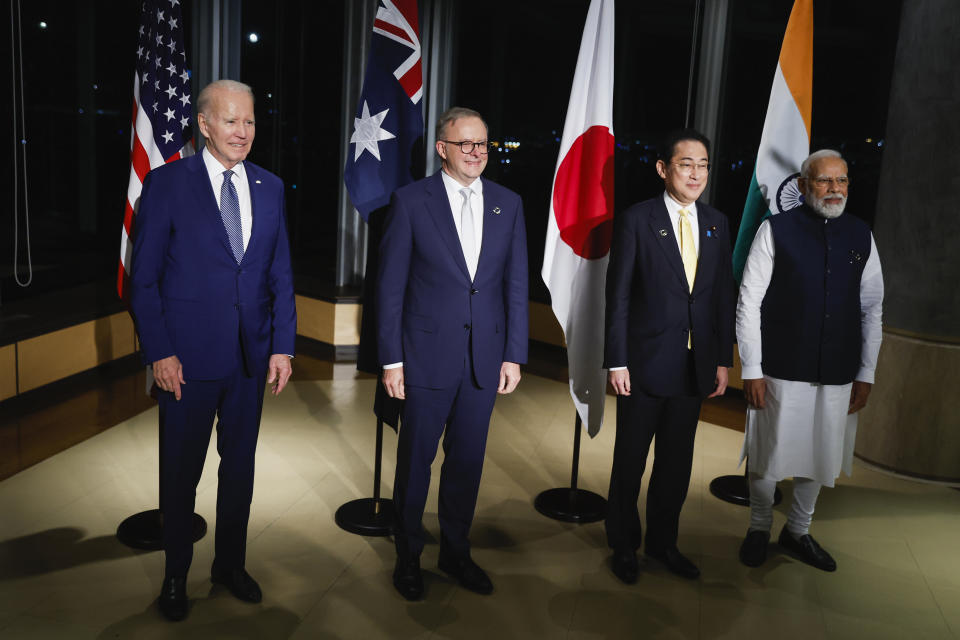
[343, 0, 424, 220]
[117, 0, 194, 299]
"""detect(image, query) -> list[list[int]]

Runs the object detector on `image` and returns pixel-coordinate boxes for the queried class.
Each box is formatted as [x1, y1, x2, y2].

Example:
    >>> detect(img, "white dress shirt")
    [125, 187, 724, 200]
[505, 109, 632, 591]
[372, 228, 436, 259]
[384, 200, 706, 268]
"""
[736, 218, 884, 383]
[202, 146, 252, 251]
[440, 170, 484, 281]
[662, 191, 700, 256]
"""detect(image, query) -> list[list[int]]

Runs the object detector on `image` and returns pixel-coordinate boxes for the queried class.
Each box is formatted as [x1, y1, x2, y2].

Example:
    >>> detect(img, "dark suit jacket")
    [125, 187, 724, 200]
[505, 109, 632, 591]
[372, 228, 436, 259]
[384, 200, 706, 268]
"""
[604, 195, 735, 397]
[376, 171, 528, 390]
[129, 153, 296, 380]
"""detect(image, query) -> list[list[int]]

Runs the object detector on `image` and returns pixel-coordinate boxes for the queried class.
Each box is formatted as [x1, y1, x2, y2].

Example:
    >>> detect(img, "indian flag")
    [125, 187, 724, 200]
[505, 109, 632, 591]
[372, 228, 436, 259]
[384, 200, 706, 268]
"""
[732, 0, 813, 282]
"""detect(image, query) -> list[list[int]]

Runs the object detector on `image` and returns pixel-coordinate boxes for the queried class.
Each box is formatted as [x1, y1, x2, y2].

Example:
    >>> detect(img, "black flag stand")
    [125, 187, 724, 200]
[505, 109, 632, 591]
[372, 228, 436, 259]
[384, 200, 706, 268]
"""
[535, 412, 607, 523]
[708, 461, 782, 507]
[117, 410, 207, 549]
[334, 418, 395, 536]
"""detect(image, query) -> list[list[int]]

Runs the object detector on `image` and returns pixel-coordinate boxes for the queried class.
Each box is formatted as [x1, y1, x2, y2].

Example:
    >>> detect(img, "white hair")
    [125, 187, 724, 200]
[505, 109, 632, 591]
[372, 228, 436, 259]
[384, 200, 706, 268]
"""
[197, 79, 255, 116]
[800, 149, 844, 178]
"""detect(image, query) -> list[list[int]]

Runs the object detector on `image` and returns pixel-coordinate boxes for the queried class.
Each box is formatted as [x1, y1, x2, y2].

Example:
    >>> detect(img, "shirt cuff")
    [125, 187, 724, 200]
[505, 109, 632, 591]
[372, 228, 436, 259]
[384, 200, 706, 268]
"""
[855, 368, 875, 384]
[383, 362, 403, 370]
[740, 364, 764, 379]
[608, 366, 627, 371]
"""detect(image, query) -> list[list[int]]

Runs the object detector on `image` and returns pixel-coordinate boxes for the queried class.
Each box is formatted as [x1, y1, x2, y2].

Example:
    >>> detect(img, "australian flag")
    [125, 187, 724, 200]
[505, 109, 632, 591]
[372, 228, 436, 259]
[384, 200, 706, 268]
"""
[343, 0, 425, 220]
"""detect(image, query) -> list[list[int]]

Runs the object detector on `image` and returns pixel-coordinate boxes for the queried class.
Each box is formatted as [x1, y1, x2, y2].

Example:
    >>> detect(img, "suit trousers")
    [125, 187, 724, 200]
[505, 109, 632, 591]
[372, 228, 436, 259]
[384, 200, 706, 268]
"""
[605, 356, 702, 553]
[158, 353, 265, 578]
[392, 345, 498, 559]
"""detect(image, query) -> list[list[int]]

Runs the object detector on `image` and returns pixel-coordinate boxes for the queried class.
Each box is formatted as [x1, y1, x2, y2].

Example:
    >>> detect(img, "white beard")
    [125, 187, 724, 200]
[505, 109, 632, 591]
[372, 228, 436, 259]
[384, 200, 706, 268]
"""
[806, 192, 846, 219]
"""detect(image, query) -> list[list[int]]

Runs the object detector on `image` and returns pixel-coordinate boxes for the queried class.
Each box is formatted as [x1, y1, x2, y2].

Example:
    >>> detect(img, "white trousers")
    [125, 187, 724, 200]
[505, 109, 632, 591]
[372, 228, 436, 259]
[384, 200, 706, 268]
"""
[748, 473, 822, 536]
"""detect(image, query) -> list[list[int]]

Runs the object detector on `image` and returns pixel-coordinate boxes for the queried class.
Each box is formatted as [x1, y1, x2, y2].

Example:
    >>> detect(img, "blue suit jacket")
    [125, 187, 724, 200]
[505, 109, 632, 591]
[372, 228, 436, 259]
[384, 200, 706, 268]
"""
[129, 153, 296, 380]
[376, 171, 529, 390]
[604, 196, 735, 397]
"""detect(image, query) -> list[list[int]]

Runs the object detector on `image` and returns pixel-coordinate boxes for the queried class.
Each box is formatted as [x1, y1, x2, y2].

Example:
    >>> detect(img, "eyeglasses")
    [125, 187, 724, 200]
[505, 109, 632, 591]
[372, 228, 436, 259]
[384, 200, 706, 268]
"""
[811, 176, 850, 188]
[441, 140, 490, 154]
[671, 161, 710, 174]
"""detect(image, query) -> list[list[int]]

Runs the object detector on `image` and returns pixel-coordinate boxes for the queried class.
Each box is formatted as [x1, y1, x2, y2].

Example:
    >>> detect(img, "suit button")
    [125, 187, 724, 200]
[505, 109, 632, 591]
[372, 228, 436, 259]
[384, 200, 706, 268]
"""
[689, 295, 695, 304]
[471, 288, 478, 295]
[234, 304, 240, 310]
[825, 313, 831, 319]
[464, 323, 471, 330]
[237, 267, 242, 273]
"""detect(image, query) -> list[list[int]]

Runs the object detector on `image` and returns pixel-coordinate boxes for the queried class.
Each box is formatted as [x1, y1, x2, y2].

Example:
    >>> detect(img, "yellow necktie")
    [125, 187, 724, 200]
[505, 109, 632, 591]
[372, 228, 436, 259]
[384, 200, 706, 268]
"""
[679, 209, 697, 349]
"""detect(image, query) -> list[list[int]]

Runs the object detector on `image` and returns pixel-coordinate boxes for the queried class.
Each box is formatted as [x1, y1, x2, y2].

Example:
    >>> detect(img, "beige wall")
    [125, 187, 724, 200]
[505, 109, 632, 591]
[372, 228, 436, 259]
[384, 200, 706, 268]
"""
[16, 313, 137, 393]
[0, 344, 16, 402]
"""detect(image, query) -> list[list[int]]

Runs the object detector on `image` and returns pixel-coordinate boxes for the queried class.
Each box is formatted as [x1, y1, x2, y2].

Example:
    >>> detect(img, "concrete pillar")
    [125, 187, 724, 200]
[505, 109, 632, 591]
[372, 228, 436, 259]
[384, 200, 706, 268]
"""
[854, 0, 960, 482]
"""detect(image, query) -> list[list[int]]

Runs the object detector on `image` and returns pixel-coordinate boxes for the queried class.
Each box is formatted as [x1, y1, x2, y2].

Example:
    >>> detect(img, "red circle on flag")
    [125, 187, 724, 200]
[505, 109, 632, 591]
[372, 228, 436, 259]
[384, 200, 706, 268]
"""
[553, 125, 615, 259]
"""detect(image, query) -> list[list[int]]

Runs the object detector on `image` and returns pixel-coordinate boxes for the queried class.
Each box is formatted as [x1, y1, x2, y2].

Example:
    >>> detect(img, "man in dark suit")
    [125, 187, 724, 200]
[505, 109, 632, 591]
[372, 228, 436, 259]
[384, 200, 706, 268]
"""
[603, 129, 735, 583]
[129, 79, 296, 621]
[377, 107, 528, 600]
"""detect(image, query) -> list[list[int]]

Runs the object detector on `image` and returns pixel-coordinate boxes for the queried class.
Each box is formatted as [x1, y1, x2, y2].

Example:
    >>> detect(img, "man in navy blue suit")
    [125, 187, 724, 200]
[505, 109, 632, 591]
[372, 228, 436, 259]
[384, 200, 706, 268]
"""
[129, 79, 296, 621]
[603, 129, 735, 583]
[377, 107, 528, 600]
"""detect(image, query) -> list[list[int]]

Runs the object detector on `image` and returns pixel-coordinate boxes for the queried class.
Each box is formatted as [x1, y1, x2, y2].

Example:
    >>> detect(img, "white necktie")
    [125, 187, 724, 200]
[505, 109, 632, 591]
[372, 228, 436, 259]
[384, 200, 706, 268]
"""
[459, 187, 476, 279]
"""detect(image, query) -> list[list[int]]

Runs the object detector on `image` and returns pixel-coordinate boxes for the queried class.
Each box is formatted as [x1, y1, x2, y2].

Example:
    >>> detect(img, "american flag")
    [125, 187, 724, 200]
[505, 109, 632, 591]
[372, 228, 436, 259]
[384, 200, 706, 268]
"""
[343, 0, 424, 220]
[117, 0, 194, 299]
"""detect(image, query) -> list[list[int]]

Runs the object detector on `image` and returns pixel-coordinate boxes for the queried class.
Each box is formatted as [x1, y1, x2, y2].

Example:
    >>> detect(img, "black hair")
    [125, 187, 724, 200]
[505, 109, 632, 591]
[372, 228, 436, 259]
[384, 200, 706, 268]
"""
[658, 128, 711, 162]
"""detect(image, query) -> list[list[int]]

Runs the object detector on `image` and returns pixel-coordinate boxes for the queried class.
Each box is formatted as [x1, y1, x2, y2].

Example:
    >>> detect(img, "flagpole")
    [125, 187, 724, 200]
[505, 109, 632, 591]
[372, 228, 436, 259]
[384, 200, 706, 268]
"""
[708, 461, 782, 507]
[534, 412, 607, 523]
[334, 417, 395, 536]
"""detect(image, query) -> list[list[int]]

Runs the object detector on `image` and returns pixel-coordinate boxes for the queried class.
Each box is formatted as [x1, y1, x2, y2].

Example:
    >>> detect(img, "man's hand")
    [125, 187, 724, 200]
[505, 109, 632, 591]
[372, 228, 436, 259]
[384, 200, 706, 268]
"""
[707, 366, 729, 398]
[383, 366, 405, 399]
[609, 369, 631, 396]
[743, 378, 766, 409]
[848, 381, 872, 414]
[267, 354, 293, 396]
[153, 355, 185, 401]
[498, 362, 521, 394]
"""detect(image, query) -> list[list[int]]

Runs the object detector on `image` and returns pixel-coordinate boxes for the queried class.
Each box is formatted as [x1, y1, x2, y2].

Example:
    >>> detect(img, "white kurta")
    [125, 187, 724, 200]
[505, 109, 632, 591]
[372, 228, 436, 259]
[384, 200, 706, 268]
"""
[736, 218, 884, 487]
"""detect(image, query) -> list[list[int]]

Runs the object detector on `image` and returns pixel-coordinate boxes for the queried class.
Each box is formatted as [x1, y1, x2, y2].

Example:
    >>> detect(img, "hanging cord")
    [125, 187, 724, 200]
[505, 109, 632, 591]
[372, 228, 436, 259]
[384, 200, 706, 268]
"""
[684, 0, 704, 128]
[11, 0, 32, 287]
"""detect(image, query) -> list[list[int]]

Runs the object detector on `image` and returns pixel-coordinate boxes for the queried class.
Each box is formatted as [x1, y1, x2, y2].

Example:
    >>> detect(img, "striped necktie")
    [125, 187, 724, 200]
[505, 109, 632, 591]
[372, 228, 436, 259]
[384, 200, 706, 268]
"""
[220, 169, 244, 263]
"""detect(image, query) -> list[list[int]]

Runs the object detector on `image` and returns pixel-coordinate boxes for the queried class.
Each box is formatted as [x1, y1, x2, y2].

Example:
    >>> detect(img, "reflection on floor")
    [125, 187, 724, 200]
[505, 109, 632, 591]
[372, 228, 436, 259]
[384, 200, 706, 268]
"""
[0, 359, 958, 638]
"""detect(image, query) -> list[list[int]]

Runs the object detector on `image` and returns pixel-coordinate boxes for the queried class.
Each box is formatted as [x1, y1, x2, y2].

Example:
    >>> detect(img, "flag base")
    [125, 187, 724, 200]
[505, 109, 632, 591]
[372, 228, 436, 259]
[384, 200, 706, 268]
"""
[708, 474, 782, 507]
[534, 488, 607, 524]
[116, 509, 207, 550]
[334, 498, 395, 536]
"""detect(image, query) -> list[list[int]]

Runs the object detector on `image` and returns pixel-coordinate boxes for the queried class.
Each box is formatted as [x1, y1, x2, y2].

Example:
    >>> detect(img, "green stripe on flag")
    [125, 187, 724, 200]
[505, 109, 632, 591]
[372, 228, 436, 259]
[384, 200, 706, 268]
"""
[733, 169, 772, 284]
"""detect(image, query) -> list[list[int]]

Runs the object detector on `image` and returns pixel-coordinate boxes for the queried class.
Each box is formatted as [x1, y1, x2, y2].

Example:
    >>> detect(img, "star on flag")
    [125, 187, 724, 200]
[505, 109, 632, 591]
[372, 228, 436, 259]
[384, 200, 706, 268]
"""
[349, 101, 395, 161]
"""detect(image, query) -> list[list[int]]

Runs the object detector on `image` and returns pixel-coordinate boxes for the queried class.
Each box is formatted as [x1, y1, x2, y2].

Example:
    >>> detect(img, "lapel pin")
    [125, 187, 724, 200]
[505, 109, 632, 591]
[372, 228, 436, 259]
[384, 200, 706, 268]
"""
[492, 206, 501, 215]
[659, 229, 668, 237]
[707, 225, 717, 238]
[255, 179, 261, 184]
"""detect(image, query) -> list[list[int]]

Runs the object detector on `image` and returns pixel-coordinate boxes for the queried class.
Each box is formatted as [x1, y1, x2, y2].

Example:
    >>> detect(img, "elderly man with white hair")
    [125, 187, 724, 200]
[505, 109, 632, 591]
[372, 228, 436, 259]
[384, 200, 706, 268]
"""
[735, 149, 884, 571]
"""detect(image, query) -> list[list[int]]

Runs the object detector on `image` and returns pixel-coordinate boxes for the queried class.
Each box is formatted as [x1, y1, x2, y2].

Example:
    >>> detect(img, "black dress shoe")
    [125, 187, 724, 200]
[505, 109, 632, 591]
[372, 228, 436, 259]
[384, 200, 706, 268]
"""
[393, 555, 425, 601]
[438, 552, 493, 595]
[646, 546, 700, 579]
[158, 576, 188, 622]
[777, 527, 837, 572]
[211, 566, 263, 603]
[739, 529, 771, 567]
[610, 549, 639, 584]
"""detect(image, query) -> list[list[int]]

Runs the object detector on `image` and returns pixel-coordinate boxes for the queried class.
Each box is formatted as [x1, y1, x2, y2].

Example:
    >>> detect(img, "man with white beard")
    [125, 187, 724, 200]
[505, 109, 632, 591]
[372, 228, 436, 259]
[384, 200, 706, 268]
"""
[735, 149, 884, 571]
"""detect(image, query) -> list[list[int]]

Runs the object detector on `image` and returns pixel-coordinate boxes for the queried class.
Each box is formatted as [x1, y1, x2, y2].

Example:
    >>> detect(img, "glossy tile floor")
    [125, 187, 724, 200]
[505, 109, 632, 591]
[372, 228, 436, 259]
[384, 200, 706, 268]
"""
[1, 362, 958, 639]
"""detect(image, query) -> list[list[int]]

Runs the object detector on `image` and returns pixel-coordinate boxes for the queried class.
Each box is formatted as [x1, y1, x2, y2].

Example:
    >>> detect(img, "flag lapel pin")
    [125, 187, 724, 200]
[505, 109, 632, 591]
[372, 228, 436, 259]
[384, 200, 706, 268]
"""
[707, 225, 717, 238]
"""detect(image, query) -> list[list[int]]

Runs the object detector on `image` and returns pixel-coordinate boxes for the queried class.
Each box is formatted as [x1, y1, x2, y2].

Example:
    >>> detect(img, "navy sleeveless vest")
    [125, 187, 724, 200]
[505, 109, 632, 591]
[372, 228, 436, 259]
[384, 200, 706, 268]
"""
[760, 205, 871, 385]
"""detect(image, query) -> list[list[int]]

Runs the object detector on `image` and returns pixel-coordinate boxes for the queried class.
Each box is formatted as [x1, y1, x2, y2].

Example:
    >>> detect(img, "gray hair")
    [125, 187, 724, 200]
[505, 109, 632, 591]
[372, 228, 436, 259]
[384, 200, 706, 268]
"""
[435, 106, 487, 142]
[197, 79, 255, 116]
[800, 149, 844, 177]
